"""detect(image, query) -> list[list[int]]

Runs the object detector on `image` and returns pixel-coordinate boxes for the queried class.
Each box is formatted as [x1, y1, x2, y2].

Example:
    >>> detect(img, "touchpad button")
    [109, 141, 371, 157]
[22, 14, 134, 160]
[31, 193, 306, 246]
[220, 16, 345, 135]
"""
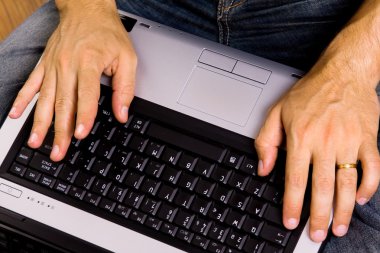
[178, 67, 262, 126]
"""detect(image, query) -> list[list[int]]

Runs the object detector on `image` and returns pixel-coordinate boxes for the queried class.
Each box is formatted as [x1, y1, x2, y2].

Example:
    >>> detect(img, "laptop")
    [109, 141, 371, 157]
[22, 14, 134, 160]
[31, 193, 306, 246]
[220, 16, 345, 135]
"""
[0, 10, 327, 253]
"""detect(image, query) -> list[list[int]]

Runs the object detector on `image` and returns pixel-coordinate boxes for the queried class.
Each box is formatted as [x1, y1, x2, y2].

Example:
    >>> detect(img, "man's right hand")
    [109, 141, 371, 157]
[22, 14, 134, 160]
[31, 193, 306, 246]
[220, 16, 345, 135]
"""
[8, 0, 137, 162]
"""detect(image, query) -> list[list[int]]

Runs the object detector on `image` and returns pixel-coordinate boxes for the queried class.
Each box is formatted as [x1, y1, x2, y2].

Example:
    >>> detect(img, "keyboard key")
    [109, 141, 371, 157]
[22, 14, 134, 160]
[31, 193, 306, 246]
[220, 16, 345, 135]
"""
[240, 157, 257, 175]
[260, 223, 290, 247]
[128, 135, 149, 153]
[16, 147, 34, 165]
[160, 223, 178, 237]
[173, 190, 194, 209]
[208, 203, 228, 222]
[161, 166, 181, 184]
[191, 217, 211, 235]
[147, 122, 226, 162]
[58, 165, 78, 183]
[113, 150, 132, 168]
[190, 197, 211, 216]
[110, 128, 132, 147]
[92, 179, 112, 196]
[80, 137, 99, 154]
[95, 140, 116, 159]
[208, 241, 225, 253]
[225, 210, 246, 229]
[123, 191, 144, 209]
[208, 224, 229, 242]
[68, 186, 86, 200]
[225, 230, 247, 250]
[174, 210, 195, 229]
[144, 217, 162, 230]
[178, 154, 197, 171]
[245, 179, 266, 197]
[157, 184, 177, 202]
[246, 198, 267, 218]
[262, 185, 283, 204]
[107, 185, 127, 202]
[243, 237, 265, 253]
[75, 154, 96, 171]
[54, 181, 71, 194]
[130, 210, 147, 224]
[145, 161, 164, 178]
[107, 167, 128, 183]
[176, 229, 193, 243]
[114, 204, 131, 219]
[263, 205, 282, 226]
[212, 185, 232, 203]
[178, 173, 198, 191]
[210, 166, 231, 184]
[262, 243, 283, 253]
[191, 235, 209, 249]
[224, 151, 244, 169]
[242, 217, 264, 236]
[141, 198, 161, 215]
[227, 172, 249, 191]
[9, 163, 27, 177]
[145, 141, 165, 158]
[84, 192, 101, 206]
[38, 130, 54, 155]
[140, 178, 161, 196]
[29, 153, 60, 176]
[39, 175, 55, 188]
[157, 204, 178, 222]
[225, 248, 241, 253]
[24, 169, 41, 182]
[124, 171, 144, 190]
[128, 117, 149, 134]
[90, 159, 112, 177]
[195, 178, 215, 198]
[161, 147, 181, 166]
[194, 160, 214, 178]
[228, 191, 249, 210]
[128, 154, 148, 172]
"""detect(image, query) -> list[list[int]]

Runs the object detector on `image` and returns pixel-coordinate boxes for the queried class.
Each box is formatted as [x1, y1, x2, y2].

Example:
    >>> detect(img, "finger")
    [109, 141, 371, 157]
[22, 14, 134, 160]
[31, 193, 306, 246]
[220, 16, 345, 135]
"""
[255, 105, 284, 176]
[75, 67, 101, 139]
[51, 67, 77, 161]
[111, 52, 137, 123]
[356, 142, 380, 205]
[309, 154, 335, 242]
[333, 165, 357, 237]
[27, 69, 56, 149]
[9, 64, 45, 118]
[282, 146, 310, 230]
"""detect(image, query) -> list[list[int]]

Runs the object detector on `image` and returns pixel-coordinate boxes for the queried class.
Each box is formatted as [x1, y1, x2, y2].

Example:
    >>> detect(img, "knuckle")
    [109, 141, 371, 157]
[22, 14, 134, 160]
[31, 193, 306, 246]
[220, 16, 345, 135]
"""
[313, 174, 334, 192]
[55, 96, 74, 113]
[286, 172, 307, 189]
[338, 173, 357, 191]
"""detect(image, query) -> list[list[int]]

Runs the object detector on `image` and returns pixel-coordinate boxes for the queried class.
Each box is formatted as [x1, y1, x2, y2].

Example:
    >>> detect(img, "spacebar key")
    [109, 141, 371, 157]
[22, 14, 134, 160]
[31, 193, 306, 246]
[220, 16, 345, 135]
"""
[146, 123, 226, 162]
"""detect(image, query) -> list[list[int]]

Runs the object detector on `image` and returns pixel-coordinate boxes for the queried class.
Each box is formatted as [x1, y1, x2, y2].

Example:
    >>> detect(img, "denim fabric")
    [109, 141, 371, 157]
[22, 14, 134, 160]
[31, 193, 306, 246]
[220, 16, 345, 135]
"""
[0, 1, 379, 252]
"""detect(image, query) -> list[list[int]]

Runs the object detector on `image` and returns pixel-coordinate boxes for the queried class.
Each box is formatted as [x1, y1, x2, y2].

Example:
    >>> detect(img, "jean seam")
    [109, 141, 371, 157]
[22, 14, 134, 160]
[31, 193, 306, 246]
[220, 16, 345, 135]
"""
[225, 0, 236, 46]
[217, 0, 225, 44]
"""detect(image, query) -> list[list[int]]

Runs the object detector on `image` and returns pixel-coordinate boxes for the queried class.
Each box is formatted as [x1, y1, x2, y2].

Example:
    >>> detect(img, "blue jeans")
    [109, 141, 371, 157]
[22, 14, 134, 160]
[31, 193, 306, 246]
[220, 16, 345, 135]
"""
[0, 1, 379, 252]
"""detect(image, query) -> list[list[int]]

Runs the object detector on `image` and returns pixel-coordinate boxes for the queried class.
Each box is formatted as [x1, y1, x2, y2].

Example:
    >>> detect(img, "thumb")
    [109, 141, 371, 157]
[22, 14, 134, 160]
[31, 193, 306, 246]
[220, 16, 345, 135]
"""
[255, 104, 284, 176]
[112, 52, 137, 123]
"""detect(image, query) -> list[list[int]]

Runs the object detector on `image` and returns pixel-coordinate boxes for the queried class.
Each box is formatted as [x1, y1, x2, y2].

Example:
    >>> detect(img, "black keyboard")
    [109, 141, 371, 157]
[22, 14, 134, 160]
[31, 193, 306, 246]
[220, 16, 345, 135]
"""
[5, 86, 308, 253]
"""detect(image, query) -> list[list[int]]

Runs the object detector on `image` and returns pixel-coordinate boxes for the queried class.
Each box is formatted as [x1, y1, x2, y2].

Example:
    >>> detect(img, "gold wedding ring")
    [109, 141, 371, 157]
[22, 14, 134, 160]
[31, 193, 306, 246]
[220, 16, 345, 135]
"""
[337, 163, 357, 169]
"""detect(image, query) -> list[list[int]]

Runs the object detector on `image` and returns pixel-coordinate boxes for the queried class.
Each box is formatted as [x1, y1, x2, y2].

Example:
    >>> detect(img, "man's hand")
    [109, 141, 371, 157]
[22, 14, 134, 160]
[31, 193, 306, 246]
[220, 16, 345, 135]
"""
[255, 0, 380, 242]
[8, 0, 137, 161]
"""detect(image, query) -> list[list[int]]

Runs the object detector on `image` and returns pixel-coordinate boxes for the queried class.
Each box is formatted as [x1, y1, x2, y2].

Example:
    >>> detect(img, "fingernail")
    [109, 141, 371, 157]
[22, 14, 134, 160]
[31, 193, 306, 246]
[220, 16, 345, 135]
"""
[287, 218, 298, 229]
[8, 107, 17, 117]
[335, 225, 347, 237]
[357, 198, 368, 205]
[258, 160, 264, 174]
[75, 124, 85, 137]
[28, 132, 38, 145]
[121, 106, 129, 121]
[311, 230, 325, 242]
[51, 145, 60, 158]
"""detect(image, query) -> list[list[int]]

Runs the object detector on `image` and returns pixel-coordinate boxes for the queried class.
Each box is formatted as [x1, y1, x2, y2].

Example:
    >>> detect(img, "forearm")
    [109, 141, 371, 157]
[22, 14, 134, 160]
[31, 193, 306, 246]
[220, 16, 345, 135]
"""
[311, 0, 380, 89]
[55, 0, 117, 18]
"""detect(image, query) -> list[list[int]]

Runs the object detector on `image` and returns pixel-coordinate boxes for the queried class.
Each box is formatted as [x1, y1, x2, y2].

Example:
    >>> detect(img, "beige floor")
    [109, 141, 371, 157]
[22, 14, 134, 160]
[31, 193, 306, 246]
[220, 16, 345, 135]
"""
[0, 0, 46, 41]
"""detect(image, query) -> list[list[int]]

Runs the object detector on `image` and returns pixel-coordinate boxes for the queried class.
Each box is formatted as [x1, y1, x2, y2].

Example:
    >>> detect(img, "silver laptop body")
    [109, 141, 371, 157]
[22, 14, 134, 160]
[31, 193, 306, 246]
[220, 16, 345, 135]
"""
[0, 10, 323, 253]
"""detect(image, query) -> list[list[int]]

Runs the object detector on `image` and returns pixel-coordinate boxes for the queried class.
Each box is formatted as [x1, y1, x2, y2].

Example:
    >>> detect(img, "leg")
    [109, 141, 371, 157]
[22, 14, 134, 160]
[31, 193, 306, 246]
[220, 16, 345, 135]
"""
[0, 1, 59, 127]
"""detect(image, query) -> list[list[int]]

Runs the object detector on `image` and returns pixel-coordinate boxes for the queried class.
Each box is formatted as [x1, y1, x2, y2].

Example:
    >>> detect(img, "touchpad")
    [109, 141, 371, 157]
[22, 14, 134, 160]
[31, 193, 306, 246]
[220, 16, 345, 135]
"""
[178, 67, 262, 126]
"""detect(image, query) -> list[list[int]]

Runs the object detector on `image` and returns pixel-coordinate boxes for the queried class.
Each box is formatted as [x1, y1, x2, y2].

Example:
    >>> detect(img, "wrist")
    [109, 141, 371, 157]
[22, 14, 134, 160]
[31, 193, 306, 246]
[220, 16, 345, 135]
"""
[55, 0, 117, 18]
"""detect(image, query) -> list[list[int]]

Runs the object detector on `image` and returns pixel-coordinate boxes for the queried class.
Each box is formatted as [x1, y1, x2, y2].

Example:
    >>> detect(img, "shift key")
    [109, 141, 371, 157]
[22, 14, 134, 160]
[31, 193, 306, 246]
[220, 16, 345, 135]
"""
[30, 152, 61, 176]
